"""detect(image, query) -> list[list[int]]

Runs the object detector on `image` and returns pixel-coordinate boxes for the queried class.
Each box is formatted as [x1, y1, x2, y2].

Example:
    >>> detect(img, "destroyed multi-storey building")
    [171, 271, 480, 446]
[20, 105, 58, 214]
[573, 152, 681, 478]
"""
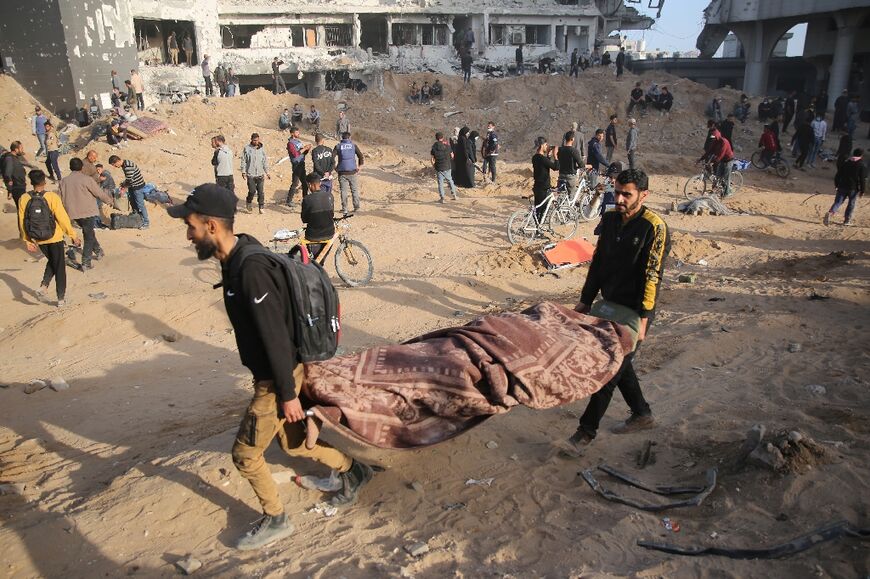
[0, 0, 653, 118]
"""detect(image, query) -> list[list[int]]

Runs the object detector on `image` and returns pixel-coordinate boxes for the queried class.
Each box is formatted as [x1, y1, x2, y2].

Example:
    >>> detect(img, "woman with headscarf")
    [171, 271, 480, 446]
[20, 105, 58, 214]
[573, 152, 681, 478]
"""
[467, 130, 480, 186]
[453, 127, 473, 188]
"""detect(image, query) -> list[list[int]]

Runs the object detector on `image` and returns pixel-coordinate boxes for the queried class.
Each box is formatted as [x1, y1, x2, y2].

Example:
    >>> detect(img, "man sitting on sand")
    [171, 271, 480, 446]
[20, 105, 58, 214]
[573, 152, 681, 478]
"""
[278, 108, 292, 131]
[292, 103, 304, 124]
[168, 184, 374, 551]
[307, 105, 321, 131]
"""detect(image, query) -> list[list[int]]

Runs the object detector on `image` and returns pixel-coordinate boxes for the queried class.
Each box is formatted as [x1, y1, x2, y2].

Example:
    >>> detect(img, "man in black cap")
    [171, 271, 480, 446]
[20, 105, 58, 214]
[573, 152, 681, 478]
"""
[168, 185, 373, 551]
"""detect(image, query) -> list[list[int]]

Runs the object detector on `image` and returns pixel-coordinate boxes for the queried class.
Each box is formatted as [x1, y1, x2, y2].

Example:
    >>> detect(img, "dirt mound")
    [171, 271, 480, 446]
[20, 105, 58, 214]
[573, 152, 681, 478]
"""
[669, 231, 725, 264]
[474, 245, 540, 274]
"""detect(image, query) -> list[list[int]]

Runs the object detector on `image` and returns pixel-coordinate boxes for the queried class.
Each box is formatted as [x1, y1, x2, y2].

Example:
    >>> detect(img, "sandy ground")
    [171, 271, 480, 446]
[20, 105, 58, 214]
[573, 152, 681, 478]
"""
[1, 68, 869, 578]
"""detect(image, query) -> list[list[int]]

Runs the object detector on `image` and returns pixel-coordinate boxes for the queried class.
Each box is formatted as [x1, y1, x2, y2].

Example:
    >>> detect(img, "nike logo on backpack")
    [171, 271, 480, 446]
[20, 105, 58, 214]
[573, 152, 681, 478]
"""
[254, 293, 269, 304]
[226, 290, 235, 297]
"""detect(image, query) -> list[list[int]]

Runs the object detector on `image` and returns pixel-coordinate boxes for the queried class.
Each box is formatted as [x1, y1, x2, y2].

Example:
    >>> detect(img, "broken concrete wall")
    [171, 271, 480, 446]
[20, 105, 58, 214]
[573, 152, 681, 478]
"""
[0, 0, 77, 117]
[131, 0, 222, 66]
[60, 0, 137, 114]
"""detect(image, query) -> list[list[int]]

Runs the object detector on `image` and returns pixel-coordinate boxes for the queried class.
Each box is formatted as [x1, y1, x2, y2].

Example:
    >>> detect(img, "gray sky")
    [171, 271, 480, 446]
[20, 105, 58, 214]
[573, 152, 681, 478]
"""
[620, 0, 807, 57]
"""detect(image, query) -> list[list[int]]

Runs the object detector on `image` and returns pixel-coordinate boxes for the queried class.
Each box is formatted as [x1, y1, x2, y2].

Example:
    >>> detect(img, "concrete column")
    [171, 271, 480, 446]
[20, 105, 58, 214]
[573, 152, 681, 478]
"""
[740, 20, 768, 96]
[826, 21, 857, 111]
[351, 13, 360, 49]
[562, 25, 568, 53]
[386, 15, 392, 46]
[481, 12, 489, 55]
[551, 23, 557, 50]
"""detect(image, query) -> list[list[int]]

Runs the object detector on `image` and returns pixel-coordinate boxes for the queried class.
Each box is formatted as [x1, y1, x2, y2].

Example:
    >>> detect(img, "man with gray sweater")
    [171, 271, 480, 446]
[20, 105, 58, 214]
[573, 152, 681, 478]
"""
[241, 133, 269, 214]
[626, 118, 638, 170]
[211, 135, 234, 192]
[59, 157, 115, 270]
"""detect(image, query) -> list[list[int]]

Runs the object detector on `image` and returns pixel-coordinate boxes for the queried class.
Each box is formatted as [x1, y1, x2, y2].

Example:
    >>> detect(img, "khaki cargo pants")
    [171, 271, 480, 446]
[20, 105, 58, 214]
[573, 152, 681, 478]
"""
[232, 364, 352, 516]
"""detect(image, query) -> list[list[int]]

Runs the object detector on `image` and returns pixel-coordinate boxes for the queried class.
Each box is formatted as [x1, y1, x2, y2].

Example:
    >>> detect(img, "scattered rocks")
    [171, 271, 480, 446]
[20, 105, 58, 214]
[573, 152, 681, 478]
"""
[175, 557, 202, 575]
[409, 481, 424, 493]
[737, 424, 766, 464]
[677, 273, 696, 284]
[806, 384, 827, 396]
[49, 377, 69, 392]
[24, 379, 47, 394]
[787, 343, 802, 353]
[162, 332, 180, 343]
[485, 440, 499, 450]
[88, 292, 107, 300]
[404, 541, 429, 557]
[748, 442, 786, 471]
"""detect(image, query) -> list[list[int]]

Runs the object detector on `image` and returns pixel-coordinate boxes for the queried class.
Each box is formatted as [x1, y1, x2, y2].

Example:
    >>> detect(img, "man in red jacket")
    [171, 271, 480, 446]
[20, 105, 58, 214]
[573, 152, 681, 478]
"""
[758, 124, 778, 169]
[702, 129, 734, 198]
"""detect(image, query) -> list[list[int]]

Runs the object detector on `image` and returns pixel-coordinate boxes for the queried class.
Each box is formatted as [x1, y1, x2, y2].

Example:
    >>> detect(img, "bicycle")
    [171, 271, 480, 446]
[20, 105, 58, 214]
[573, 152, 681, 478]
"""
[683, 162, 744, 200]
[270, 214, 373, 287]
[507, 180, 581, 245]
[750, 149, 790, 178]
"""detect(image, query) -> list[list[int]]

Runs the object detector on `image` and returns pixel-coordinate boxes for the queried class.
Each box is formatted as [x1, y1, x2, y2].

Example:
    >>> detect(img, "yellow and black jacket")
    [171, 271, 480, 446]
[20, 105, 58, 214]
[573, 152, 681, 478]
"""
[580, 206, 670, 322]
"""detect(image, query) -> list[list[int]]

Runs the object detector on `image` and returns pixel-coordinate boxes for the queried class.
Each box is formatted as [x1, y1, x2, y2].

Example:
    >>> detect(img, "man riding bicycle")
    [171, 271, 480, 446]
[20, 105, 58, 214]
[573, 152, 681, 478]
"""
[300, 173, 335, 260]
[697, 128, 734, 198]
[758, 124, 778, 168]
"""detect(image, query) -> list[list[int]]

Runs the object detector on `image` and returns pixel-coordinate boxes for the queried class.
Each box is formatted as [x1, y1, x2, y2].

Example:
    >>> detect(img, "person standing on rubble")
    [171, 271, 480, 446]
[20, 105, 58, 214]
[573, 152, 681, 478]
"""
[625, 118, 638, 171]
[333, 131, 364, 214]
[515, 43, 524, 76]
[182, 34, 195, 66]
[565, 168, 670, 451]
[201, 55, 213, 96]
[241, 133, 269, 214]
[461, 51, 472, 84]
[272, 57, 287, 95]
[335, 110, 350, 137]
[605, 115, 619, 163]
[168, 31, 180, 66]
[286, 126, 311, 207]
[481, 122, 499, 185]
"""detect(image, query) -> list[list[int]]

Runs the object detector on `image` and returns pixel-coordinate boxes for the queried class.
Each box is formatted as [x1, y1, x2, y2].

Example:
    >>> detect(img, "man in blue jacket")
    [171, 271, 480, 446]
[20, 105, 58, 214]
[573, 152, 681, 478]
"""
[332, 132, 364, 214]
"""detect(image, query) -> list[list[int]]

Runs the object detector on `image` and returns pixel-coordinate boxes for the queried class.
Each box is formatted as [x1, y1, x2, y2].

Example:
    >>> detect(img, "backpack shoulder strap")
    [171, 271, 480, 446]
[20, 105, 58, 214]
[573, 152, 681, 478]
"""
[212, 243, 271, 290]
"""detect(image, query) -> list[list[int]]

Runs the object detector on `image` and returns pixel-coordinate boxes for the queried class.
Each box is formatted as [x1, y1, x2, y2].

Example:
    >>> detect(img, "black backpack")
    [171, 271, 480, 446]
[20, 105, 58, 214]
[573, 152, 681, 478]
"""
[220, 244, 340, 362]
[23, 191, 56, 241]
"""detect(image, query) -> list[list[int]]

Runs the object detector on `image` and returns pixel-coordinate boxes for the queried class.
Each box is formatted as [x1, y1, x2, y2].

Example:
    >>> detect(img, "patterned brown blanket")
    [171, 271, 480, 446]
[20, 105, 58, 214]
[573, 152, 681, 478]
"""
[303, 302, 633, 449]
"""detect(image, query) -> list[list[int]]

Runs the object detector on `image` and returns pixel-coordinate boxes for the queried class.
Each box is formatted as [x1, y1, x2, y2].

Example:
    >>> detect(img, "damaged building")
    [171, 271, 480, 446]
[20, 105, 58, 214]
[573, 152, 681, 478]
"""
[0, 0, 653, 118]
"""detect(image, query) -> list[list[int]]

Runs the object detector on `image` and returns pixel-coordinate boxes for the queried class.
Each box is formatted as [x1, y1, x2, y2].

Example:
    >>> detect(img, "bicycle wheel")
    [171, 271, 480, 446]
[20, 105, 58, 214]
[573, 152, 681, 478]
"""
[334, 239, 373, 287]
[750, 150, 764, 169]
[683, 174, 709, 199]
[507, 208, 538, 245]
[549, 206, 579, 240]
[728, 171, 743, 193]
[775, 159, 790, 178]
[578, 191, 601, 221]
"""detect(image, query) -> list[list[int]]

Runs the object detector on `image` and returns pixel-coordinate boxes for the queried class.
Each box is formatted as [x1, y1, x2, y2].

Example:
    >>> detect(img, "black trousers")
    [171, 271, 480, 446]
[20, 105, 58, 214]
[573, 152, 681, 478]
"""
[74, 217, 101, 266]
[288, 162, 308, 203]
[578, 350, 651, 437]
[39, 241, 66, 300]
[10, 186, 26, 209]
[204, 77, 213, 96]
[216, 175, 235, 193]
[246, 176, 264, 207]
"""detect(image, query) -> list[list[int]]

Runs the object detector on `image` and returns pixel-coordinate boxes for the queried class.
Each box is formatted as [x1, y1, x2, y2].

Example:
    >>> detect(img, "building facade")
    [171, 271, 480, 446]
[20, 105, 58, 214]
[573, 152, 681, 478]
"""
[0, 0, 652, 117]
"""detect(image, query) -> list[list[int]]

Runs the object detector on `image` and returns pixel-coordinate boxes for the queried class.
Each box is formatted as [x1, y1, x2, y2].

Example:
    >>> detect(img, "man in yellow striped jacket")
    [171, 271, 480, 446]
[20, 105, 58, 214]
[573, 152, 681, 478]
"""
[568, 168, 670, 448]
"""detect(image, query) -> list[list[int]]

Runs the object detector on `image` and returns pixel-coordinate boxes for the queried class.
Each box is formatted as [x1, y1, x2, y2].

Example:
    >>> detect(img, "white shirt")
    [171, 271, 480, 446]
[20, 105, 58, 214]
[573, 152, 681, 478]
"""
[811, 118, 827, 141]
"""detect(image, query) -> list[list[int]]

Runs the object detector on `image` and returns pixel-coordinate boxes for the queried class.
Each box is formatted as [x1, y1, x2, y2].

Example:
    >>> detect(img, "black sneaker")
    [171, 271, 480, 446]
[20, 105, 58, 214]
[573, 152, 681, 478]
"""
[329, 460, 373, 507]
[246, 203, 253, 213]
[559, 429, 594, 458]
[235, 513, 294, 551]
[81, 262, 93, 271]
[93, 248, 105, 261]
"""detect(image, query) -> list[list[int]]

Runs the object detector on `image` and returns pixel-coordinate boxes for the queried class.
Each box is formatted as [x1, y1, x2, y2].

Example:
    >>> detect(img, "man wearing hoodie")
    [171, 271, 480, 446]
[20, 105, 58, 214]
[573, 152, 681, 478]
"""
[241, 133, 269, 214]
[168, 184, 374, 552]
[703, 129, 734, 198]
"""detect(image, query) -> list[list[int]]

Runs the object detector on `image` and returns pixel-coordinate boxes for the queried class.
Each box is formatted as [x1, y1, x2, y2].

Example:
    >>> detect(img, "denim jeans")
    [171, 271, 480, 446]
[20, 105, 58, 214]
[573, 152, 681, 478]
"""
[127, 185, 150, 226]
[45, 151, 61, 180]
[717, 160, 733, 197]
[829, 186, 859, 222]
[807, 137, 823, 166]
[436, 169, 457, 200]
[35, 133, 47, 156]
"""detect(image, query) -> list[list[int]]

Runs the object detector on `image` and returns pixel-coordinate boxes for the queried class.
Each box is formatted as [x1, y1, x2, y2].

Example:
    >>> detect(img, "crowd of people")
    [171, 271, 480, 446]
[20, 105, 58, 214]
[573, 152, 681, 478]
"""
[407, 79, 443, 104]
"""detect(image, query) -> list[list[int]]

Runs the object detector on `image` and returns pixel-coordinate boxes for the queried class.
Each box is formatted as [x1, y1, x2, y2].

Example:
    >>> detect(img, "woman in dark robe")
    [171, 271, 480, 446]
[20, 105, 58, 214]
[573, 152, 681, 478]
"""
[467, 130, 480, 186]
[453, 127, 473, 188]
[833, 90, 849, 132]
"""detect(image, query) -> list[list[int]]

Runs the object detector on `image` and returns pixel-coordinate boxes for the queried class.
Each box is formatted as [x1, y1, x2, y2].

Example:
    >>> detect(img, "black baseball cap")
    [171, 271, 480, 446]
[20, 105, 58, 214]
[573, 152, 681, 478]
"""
[167, 183, 238, 219]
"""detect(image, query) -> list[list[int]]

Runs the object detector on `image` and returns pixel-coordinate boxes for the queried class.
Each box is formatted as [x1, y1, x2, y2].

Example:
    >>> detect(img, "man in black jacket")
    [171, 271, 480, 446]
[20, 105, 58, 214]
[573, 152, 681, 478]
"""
[169, 184, 372, 551]
[605, 115, 619, 163]
[301, 173, 336, 258]
[825, 148, 865, 226]
[557, 130, 583, 193]
[566, 169, 670, 449]
[431, 131, 458, 202]
[2, 141, 37, 208]
[588, 129, 608, 186]
[310, 133, 335, 194]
